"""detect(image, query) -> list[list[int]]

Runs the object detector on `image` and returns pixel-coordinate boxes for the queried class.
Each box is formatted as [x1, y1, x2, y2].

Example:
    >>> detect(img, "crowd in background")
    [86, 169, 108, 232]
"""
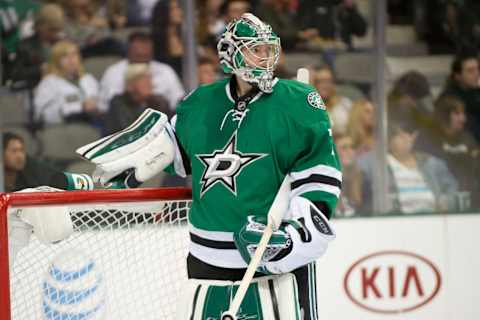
[1, 0, 480, 217]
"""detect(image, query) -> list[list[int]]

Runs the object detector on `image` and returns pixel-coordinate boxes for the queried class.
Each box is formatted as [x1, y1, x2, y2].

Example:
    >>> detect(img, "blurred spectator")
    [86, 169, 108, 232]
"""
[103, 0, 127, 29]
[388, 95, 436, 139]
[126, 0, 159, 26]
[387, 0, 414, 25]
[34, 40, 100, 125]
[62, 0, 125, 58]
[274, 51, 295, 79]
[217, 0, 250, 35]
[346, 99, 375, 155]
[357, 122, 458, 214]
[197, 57, 218, 85]
[297, 0, 367, 50]
[196, 0, 226, 46]
[105, 63, 171, 134]
[440, 54, 480, 142]
[3, 132, 62, 192]
[0, 0, 39, 84]
[99, 32, 185, 113]
[415, 95, 480, 193]
[256, 0, 298, 50]
[422, 0, 480, 54]
[3, 132, 93, 192]
[7, 3, 65, 90]
[152, 0, 184, 75]
[311, 64, 353, 135]
[334, 133, 362, 216]
[390, 70, 434, 114]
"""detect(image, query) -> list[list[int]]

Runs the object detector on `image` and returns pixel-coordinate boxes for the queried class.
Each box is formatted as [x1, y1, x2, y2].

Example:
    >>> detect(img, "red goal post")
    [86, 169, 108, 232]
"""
[0, 187, 192, 320]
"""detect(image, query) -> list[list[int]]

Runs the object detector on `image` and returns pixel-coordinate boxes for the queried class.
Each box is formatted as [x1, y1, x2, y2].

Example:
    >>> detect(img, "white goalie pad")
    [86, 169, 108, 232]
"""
[76, 109, 175, 185]
[178, 274, 300, 320]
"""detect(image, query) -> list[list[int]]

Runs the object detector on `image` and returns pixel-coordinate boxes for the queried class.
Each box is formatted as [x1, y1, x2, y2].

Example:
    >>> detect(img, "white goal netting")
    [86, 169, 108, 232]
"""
[5, 192, 191, 320]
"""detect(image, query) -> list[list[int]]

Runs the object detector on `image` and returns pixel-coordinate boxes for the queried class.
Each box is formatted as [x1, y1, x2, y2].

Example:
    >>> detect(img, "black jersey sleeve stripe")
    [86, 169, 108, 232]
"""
[190, 233, 237, 249]
[291, 174, 342, 190]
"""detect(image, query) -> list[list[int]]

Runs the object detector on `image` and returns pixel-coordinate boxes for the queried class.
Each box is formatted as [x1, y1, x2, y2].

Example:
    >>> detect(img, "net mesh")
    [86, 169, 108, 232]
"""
[8, 199, 191, 320]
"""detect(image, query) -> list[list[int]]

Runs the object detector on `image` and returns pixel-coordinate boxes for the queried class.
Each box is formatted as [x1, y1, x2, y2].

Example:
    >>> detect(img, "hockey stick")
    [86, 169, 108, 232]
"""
[221, 68, 310, 320]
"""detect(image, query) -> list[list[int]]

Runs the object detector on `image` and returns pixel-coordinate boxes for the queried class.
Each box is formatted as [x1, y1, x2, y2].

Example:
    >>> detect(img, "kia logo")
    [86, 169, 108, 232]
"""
[344, 250, 441, 314]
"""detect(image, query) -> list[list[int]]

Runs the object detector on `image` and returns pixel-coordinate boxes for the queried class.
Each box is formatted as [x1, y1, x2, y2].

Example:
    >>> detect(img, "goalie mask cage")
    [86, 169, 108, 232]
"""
[0, 187, 192, 320]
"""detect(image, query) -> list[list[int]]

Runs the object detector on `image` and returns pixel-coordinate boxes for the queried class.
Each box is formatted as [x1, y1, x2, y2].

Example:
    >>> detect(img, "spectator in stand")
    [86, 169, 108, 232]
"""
[126, 0, 159, 26]
[311, 64, 353, 135]
[8, 3, 65, 90]
[3, 132, 90, 192]
[388, 98, 436, 143]
[274, 51, 295, 79]
[390, 70, 435, 115]
[99, 32, 185, 113]
[34, 40, 100, 125]
[152, 0, 184, 75]
[0, 0, 39, 85]
[422, 0, 480, 54]
[196, 0, 226, 46]
[256, 0, 299, 50]
[103, 0, 127, 29]
[334, 133, 362, 216]
[297, 0, 367, 50]
[357, 121, 458, 214]
[440, 54, 480, 142]
[215, 0, 250, 37]
[105, 64, 171, 135]
[197, 57, 218, 85]
[62, 0, 125, 58]
[346, 99, 375, 156]
[415, 95, 479, 193]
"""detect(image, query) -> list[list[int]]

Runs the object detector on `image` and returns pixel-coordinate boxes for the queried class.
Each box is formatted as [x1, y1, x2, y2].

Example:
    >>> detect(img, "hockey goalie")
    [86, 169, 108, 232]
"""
[74, 13, 341, 320]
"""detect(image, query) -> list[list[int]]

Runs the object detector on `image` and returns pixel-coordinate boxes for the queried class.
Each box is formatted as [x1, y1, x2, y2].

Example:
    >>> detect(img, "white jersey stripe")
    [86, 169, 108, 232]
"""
[189, 224, 234, 241]
[189, 242, 247, 269]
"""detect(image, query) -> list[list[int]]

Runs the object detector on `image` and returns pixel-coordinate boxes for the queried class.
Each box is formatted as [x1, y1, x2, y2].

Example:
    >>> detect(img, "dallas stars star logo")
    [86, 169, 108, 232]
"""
[196, 133, 267, 197]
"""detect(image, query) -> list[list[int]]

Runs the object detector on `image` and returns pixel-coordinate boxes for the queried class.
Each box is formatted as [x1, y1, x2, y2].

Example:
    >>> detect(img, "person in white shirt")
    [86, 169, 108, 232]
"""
[34, 40, 100, 125]
[98, 31, 185, 113]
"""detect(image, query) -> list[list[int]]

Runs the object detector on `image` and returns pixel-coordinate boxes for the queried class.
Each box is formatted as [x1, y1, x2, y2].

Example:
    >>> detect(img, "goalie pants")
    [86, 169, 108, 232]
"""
[187, 254, 319, 320]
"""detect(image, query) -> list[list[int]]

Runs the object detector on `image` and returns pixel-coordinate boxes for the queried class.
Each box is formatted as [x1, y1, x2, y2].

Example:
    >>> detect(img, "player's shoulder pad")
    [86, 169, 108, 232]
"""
[275, 79, 329, 124]
[176, 78, 229, 114]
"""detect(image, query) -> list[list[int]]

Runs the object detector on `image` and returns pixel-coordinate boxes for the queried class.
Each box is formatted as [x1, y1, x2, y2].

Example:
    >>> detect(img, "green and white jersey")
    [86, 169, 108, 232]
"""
[171, 77, 341, 268]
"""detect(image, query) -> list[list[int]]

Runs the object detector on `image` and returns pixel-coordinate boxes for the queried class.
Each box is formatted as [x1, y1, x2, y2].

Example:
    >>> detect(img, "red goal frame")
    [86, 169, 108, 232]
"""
[0, 187, 192, 320]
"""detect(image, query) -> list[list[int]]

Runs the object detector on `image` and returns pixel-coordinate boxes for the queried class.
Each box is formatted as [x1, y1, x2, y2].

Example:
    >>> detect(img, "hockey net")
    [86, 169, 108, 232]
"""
[0, 187, 192, 320]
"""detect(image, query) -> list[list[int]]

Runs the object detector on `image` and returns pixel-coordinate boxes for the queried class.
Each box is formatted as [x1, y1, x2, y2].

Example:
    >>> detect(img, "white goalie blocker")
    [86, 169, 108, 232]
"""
[76, 109, 175, 187]
[8, 187, 74, 270]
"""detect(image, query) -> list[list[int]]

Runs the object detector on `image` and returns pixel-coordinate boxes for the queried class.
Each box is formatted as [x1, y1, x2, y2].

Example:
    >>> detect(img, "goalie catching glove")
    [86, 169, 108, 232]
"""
[234, 197, 336, 274]
[76, 109, 175, 187]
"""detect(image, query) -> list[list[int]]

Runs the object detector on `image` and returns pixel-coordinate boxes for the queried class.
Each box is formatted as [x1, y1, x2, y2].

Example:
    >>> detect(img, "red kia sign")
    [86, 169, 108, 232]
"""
[344, 250, 441, 314]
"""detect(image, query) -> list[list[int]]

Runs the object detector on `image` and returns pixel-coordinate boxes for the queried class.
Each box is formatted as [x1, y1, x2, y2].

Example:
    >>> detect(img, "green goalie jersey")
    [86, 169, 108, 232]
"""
[172, 77, 341, 234]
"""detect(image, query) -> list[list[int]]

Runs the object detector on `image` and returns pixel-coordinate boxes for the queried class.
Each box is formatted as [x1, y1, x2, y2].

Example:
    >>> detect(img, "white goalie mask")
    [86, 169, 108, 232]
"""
[217, 13, 281, 93]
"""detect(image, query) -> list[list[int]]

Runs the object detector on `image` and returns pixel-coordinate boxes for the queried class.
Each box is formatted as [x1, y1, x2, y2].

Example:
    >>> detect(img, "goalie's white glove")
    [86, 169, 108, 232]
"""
[234, 197, 335, 274]
[8, 187, 74, 269]
[76, 109, 175, 187]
